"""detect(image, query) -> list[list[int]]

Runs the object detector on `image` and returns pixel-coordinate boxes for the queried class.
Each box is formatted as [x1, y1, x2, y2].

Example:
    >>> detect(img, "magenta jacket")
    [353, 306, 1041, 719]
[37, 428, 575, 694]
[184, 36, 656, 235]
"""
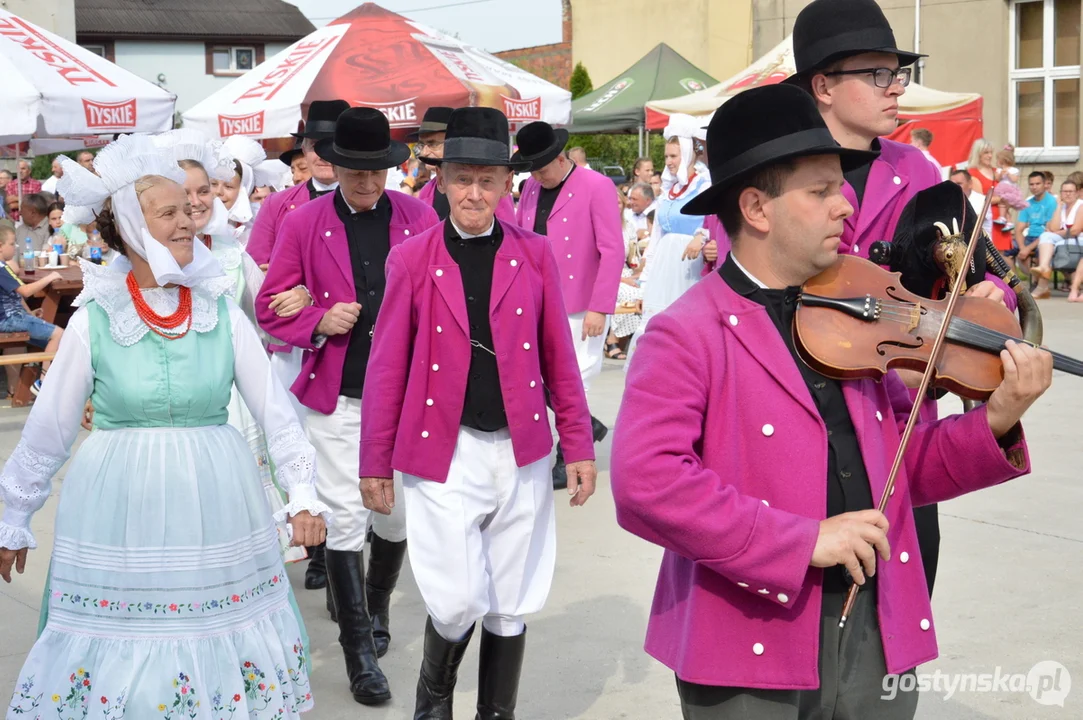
[515, 167, 625, 316]
[417, 178, 517, 224]
[611, 271, 1030, 689]
[699, 215, 731, 277]
[256, 190, 439, 415]
[360, 219, 595, 482]
[247, 182, 310, 267]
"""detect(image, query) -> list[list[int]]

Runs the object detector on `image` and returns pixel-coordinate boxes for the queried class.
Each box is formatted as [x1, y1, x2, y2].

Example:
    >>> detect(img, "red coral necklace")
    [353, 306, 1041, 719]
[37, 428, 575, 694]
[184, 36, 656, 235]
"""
[126, 271, 192, 340]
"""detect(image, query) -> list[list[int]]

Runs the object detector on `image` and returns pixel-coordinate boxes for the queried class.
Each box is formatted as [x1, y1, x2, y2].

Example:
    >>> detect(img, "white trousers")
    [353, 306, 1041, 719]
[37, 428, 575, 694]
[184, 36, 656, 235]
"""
[306, 395, 407, 551]
[270, 347, 307, 423]
[568, 311, 608, 393]
[403, 427, 555, 641]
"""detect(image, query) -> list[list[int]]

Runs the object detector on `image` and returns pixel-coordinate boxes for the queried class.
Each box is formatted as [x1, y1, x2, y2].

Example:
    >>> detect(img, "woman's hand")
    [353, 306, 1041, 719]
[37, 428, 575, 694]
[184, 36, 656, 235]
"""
[702, 239, 719, 264]
[287, 510, 326, 548]
[682, 236, 703, 261]
[81, 399, 94, 431]
[269, 287, 311, 318]
[0, 547, 28, 583]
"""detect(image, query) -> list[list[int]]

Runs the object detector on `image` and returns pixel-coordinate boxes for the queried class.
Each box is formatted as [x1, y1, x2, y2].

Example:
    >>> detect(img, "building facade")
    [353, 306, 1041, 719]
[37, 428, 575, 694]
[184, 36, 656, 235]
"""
[75, 0, 313, 114]
[5, 0, 76, 40]
[753, 0, 1081, 175]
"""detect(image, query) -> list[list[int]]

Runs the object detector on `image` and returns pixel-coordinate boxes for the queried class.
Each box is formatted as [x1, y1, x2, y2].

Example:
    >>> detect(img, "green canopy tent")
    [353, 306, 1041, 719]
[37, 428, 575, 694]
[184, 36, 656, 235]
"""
[564, 43, 717, 154]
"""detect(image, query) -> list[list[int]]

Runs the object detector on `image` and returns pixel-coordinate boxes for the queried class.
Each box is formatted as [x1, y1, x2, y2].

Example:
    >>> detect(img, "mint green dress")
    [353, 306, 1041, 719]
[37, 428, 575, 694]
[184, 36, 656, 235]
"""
[3, 262, 327, 718]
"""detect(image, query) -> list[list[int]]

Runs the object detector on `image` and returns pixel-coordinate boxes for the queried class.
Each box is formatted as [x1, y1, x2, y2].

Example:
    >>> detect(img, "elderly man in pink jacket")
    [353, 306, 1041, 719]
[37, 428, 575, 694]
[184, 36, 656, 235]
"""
[360, 107, 597, 720]
[611, 83, 1051, 720]
[257, 107, 439, 707]
[514, 121, 625, 488]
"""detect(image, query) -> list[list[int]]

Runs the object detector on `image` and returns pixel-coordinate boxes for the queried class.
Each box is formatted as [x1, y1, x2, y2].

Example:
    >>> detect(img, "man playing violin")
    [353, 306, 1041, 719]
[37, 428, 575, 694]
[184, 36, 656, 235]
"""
[609, 84, 1052, 720]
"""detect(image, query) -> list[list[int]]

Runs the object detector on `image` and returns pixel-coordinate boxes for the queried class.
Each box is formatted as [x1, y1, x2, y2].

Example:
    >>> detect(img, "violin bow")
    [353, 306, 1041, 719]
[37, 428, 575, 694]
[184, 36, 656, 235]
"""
[838, 186, 997, 630]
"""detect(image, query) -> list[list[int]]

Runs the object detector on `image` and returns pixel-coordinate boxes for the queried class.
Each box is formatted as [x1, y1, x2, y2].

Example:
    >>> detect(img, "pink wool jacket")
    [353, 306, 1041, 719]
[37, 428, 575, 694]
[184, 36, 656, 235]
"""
[417, 178, 517, 224]
[610, 271, 1030, 689]
[360, 219, 595, 482]
[515, 167, 626, 316]
[255, 190, 439, 415]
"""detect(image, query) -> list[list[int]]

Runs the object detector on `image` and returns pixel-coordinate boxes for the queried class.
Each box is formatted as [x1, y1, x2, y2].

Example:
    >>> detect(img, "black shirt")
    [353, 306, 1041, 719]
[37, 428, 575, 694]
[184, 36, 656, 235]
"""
[432, 187, 451, 221]
[533, 164, 576, 235]
[843, 138, 882, 208]
[307, 179, 335, 202]
[334, 190, 392, 399]
[718, 254, 876, 593]
[444, 219, 508, 431]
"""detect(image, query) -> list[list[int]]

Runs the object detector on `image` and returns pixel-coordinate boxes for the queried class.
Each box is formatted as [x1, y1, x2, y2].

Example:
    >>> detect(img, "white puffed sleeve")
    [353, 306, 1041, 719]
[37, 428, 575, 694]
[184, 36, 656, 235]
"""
[0, 308, 94, 549]
[226, 298, 331, 525]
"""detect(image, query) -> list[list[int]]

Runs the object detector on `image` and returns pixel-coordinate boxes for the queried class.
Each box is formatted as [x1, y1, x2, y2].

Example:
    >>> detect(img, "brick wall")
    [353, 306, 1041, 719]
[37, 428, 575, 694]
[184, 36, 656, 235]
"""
[494, 0, 572, 89]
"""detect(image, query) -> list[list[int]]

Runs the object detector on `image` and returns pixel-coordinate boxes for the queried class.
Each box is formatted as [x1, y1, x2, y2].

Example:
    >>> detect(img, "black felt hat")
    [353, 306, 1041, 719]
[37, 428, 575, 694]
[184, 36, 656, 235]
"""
[680, 84, 877, 216]
[786, 0, 924, 84]
[278, 138, 303, 168]
[510, 121, 569, 171]
[406, 106, 455, 141]
[418, 107, 531, 171]
[315, 107, 411, 171]
[292, 100, 351, 140]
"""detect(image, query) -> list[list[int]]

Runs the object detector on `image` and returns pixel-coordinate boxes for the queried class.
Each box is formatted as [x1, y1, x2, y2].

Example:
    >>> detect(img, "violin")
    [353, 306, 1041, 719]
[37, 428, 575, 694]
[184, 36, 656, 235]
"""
[793, 254, 1083, 401]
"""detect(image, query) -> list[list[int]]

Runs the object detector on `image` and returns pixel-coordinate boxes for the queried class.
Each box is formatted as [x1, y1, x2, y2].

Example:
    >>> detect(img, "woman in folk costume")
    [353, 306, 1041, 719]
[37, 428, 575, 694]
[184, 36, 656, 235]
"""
[1, 134, 329, 718]
[626, 114, 711, 362]
[216, 136, 275, 246]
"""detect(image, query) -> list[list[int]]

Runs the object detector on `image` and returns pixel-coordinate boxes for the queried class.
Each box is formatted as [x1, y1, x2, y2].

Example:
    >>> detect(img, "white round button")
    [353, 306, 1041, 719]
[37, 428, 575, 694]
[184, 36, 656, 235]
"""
[920, 618, 930, 631]
[753, 643, 764, 656]
[432, 364, 439, 371]
[569, 275, 574, 279]
[516, 308, 523, 315]
[323, 292, 329, 298]
[511, 259, 518, 267]
[728, 315, 738, 326]
[567, 254, 572, 259]
[421, 431, 429, 438]
[762, 424, 774, 437]
[534, 413, 540, 421]
[564, 237, 569, 241]
[435, 269, 443, 277]
[325, 231, 332, 237]
[562, 217, 568, 222]
[404, 229, 410, 235]
[853, 245, 860, 254]
[758, 588, 769, 594]
[530, 381, 536, 388]
[893, 176, 901, 185]
[762, 499, 769, 506]
[289, 204, 295, 210]
[436, 325, 443, 333]
[777, 593, 788, 603]
[567, 192, 573, 197]
[900, 551, 909, 563]
[426, 398, 434, 406]
[737, 582, 749, 588]
[523, 342, 530, 350]
[309, 373, 315, 380]
[876, 411, 883, 421]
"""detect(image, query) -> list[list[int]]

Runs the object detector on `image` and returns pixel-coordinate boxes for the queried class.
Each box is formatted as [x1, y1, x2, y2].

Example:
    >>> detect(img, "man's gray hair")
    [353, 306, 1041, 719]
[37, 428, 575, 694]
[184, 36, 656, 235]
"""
[21, 193, 49, 217]
[630, 182, 655, 202]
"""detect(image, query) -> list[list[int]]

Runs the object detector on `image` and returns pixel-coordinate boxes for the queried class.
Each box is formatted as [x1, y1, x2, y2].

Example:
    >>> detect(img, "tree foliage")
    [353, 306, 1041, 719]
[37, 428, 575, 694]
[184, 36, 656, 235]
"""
[569, 62, 593, 100]
[569, 132, 667, 181]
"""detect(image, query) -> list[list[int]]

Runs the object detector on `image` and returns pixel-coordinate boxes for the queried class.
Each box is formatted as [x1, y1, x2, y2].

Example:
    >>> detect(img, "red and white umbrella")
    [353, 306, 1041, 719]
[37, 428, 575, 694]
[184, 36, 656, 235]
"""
[0, 10, 176, 143]
[182, 2, 571, 140]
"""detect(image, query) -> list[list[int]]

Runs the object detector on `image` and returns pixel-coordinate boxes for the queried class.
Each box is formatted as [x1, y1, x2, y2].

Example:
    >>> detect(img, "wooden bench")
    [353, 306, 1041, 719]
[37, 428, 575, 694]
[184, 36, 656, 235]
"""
[0, 350, 56, 408]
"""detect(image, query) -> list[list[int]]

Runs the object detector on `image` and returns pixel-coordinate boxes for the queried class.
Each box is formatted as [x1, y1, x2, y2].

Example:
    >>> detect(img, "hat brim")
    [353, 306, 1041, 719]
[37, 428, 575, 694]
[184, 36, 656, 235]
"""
[278, 147, 303, 167]
[405, 125, 449, 142]
[314, 138, 411, 171]
[421, 155, 532, 172]
[783, 48, 925, 86]
[510, 127, 569, 171]
[680, 145, 876, 216]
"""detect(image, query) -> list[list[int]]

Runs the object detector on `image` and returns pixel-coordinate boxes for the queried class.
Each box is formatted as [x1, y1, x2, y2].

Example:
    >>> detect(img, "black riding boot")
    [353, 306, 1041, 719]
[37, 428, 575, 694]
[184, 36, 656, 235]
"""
[324, 548, 391, 705]
[551, 442, 566, 490]
[475, 627, 526, 720]
[591, 415, 609, 443]
[414, 617, 474, 719]
[367, 533, 407, 658]
[304, 542, 327, 589]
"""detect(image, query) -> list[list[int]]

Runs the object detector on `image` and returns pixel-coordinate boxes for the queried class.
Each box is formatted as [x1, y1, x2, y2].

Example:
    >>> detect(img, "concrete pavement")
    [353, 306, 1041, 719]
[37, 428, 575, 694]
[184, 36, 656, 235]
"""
[2, 299, 1083, 718]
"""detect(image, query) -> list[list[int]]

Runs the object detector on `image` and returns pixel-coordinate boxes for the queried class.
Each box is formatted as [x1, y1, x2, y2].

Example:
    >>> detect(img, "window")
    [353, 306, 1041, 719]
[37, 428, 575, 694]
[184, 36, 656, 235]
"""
[205, 44, 263, 76]
[78, 40, 115, 62]
[83, 44, 106, 57]
[1009, 0, 1081, 162]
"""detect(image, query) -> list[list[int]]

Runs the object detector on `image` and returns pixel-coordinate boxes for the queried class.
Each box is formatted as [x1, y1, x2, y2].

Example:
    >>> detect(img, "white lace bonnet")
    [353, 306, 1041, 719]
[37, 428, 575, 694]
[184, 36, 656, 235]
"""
[154, 128, 234, 237]
[662, 113, 708, 191]
[221, 135, 283, 225]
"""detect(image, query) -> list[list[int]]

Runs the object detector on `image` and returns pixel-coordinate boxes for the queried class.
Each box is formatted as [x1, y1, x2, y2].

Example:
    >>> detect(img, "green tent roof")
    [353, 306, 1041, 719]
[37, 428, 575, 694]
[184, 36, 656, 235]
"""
[565, 43, 717, 134]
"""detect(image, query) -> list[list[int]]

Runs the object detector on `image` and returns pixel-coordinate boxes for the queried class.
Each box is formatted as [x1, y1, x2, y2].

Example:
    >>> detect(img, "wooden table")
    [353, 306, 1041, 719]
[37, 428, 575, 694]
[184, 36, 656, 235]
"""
[17, 264, 85, 325]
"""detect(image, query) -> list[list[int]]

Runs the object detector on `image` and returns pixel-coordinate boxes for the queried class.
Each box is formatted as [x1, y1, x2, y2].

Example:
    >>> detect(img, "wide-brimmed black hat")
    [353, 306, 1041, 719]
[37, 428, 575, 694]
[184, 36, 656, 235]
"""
[292, 99, 351, 140]
[680, 84, 877, 216]
[315, 107, 411, 171]
[785, 0, 924, 84]
[278, 138, 304, 167]
[406, 106, 454, 141]
[510, 121, 568, 171]
[419, 107, 531, 171]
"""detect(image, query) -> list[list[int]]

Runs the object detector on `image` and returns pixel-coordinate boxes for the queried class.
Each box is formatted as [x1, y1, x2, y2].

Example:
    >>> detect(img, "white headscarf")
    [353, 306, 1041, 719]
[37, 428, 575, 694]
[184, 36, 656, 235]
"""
[222, 136, 281, 227]
[662, 113, 707, 193]
[153, 128, 235, 240]
[58, 134, 223, 287]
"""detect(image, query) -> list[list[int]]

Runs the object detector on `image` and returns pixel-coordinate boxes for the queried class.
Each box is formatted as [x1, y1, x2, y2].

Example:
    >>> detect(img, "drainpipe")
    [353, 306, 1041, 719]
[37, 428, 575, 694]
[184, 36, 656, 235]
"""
[914, 0, 924, 84]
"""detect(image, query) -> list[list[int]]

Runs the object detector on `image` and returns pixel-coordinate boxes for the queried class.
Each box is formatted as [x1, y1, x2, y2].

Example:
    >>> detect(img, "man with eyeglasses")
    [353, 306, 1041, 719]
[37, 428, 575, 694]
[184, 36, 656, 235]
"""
[412, 106, 516, 223]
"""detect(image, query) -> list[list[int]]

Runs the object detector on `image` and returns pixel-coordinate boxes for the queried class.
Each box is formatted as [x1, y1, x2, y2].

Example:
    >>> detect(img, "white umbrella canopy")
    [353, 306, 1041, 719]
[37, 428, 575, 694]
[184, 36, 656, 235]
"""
[0, 10, 176, 144]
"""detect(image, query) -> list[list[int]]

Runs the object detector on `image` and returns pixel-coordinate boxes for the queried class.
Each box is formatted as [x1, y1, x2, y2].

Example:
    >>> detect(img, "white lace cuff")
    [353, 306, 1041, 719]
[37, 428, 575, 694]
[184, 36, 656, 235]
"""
[273, 484, 333, 525]
[0, 519, 36, 550]
[267, 424, 316, 492]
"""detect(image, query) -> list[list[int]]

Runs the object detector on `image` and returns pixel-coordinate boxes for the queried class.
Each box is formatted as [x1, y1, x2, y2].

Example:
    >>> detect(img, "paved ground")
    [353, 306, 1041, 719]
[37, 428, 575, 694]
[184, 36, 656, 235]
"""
[2, 298, 1082, 719]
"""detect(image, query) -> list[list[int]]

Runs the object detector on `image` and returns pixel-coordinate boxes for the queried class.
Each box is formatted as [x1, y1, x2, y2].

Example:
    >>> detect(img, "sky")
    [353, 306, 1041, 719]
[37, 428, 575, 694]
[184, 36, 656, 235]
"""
[285, 0, 563, 53]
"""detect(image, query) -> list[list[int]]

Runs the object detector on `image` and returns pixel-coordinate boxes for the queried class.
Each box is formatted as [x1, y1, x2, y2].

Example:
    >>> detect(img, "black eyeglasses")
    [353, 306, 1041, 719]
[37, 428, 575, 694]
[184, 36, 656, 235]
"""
[822, 67, 911, 89]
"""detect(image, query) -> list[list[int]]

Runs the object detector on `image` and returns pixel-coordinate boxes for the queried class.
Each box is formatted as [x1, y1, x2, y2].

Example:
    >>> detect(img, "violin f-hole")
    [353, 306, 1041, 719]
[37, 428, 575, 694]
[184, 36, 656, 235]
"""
[876, 338, 924, 357]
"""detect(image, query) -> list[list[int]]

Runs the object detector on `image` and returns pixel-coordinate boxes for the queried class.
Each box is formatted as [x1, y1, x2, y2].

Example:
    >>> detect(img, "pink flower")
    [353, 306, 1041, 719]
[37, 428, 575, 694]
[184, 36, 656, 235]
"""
[271, 576, 279, 584]
[169, 604, 178, 612]
[101, 697, 107, 704]
[83, 680, 89, 687]
[233, 694, 241, 702]
[99, 600, 109, 608]
[231, 595, 240, 602]
[305, 693, 311, 701]
[181, 687, 187, 695]
[192, 602, 201, 610]
[52, 590, 61, 599]
[258, 684, 265, 691]
[119, 602, 128, 610]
